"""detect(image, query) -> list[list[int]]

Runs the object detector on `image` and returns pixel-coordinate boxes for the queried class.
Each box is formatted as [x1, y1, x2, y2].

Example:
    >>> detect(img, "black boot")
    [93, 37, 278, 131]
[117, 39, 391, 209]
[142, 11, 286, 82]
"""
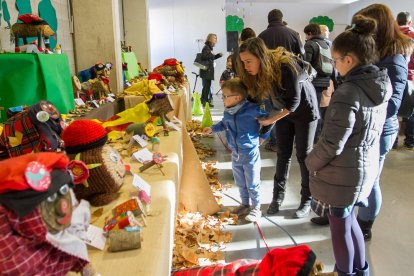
[311, 216, 329, 225]
[355, 262, 369, 276]
[357, 217, 374, 241]
[267, 182, 285, 215]
[294, 199, 311, 218]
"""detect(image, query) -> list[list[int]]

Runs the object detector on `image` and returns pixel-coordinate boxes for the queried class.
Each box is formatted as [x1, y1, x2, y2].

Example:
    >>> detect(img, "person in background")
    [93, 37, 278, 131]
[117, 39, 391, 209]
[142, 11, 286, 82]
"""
[200, 33, 223, 108]
[232, 27, 256, 76]
[303, 23, 333, 143]
[353, 4, 411, 241]
[395, 11, 414, 149]
[202, 78, 270, 222]
[305, 15, 392, 276]
[258, 9, 305, 153]
[220, 55, 235, 86]
[238, 38, 319, 218]
[319, 24, 332, 47]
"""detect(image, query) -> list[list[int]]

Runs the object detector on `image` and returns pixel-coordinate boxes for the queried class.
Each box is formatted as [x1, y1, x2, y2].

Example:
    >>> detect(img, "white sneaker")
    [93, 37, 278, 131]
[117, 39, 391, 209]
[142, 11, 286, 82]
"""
[245, 207, 262, 222]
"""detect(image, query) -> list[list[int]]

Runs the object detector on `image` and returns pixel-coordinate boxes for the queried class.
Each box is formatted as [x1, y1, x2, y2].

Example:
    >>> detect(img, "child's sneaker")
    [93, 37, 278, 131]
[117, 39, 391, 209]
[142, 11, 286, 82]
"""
[245, 207, 262, 222]
[231, 204, 250, 216]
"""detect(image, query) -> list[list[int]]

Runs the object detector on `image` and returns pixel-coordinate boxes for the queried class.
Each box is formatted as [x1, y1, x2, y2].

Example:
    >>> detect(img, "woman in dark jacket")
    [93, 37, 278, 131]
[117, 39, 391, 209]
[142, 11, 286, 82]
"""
[200, 33, 223, 107]
[353, 4, 411, 241]
[305, 16, 392, 275]
[237, 38, 319, 219]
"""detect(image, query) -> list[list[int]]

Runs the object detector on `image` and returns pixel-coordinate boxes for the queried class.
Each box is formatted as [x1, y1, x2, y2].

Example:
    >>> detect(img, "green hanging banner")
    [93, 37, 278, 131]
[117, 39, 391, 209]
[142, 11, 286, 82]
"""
[309, 16, 334, 32]
[226, 15, 244, 33]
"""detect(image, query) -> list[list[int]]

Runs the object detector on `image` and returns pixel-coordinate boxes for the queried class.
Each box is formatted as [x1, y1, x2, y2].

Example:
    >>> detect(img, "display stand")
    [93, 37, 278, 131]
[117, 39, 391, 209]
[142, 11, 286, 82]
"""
[0, 53, 74, 122]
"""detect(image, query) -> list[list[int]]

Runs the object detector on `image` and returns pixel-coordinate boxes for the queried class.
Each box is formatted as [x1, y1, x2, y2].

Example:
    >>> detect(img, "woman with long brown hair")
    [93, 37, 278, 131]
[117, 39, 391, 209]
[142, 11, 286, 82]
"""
[353, 3, 411, 241]
[237, 38, 319, 218]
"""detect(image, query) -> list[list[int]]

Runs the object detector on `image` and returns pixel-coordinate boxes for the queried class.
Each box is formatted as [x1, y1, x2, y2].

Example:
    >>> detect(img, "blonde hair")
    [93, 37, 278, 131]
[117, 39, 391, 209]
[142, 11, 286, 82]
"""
[319, 24, 329, 33]
[237, 38, 297, 101]
[206, 33, 217, 44]
[221, 78, 248, 98]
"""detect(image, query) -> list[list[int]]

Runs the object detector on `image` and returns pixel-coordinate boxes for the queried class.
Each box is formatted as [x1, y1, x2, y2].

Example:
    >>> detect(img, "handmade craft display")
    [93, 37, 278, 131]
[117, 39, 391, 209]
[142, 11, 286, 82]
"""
[62, 120, 127, 206]
[152, 58, 186, 88]
[11, 14, 55, 53]
[146, 93, 174, 136]
[0, 152, 95, 275]
[78, 62, 113, 100]
[0, 100, 65, 160]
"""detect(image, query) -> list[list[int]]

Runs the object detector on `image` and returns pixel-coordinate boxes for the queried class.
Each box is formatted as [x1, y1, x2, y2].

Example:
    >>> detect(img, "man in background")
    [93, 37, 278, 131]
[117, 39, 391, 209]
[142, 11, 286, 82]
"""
[396, 11, 414, 149]
[258, 9, 304, 152]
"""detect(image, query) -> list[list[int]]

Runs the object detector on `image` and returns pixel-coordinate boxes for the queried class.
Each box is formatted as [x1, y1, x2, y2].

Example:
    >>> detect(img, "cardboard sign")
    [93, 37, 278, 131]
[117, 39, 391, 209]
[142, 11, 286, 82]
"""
[85, 224, 107, 250]
[132, 173, 151, 196]
[106, 96, 115, 102]
[133, 134, 148, 148]
[74, 98, 86, 106]
[132, 148, 153, 163]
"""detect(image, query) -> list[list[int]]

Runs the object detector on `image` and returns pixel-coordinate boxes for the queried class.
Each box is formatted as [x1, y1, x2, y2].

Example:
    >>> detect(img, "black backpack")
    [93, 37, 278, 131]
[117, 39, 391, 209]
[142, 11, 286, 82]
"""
[314, 41, 333, 77]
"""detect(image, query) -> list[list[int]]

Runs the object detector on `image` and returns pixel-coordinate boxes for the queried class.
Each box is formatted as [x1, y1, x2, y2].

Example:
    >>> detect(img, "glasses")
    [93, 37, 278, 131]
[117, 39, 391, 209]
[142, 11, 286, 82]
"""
[330, 55, 347, 66]
[221, 95, 238, 100]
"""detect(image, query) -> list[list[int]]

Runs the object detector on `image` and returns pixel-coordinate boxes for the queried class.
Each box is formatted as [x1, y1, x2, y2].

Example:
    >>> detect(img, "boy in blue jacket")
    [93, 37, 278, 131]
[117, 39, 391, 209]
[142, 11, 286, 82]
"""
[203, 78, 269, 222]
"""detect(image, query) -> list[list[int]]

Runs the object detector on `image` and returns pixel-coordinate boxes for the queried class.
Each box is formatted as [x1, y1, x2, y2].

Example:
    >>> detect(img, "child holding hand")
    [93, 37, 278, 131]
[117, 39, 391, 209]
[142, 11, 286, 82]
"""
[203, 78, 269, 222]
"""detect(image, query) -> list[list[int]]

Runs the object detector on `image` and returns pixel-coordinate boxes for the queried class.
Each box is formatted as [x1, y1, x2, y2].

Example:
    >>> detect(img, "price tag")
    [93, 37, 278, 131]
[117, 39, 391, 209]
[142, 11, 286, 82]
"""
[168, 86, 176, 92]
[132, 148, 153, 163]
[166, 121, 181, 131]
[84, 225, 107, 250]
[132, 173, 151, 196]
[106, 96, 115, 102]
[74, 98, 86, 106]
[108, 93, 115, 97]
[92, 100, 100, 108]
[133, 134, 148, 147]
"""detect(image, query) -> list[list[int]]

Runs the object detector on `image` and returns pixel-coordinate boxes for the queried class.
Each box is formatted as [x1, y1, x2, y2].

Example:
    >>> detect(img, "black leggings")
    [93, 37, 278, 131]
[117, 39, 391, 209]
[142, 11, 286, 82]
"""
[201, 79, 212, 104]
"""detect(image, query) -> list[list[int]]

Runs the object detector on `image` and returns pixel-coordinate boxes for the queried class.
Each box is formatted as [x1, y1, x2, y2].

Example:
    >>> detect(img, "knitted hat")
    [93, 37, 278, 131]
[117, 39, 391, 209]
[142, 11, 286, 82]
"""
[0, 152, 73, 217]
[62, 120, 124, 206]
[62, 120, 108, 154]
[259, 245, 316, 276]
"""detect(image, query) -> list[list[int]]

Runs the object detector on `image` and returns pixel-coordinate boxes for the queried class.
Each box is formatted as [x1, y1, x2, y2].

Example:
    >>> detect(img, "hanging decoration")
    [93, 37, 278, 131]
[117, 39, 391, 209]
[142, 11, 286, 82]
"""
[309, 16, 334, 32]
[226, 15, 244, 33]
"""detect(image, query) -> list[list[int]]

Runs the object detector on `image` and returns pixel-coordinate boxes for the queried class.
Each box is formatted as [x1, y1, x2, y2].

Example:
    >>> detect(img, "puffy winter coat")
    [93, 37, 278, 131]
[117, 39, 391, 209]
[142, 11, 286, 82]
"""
[306, 65, 392, 207]
[377, 55, 408, 136]
[211, 100, 268, 154]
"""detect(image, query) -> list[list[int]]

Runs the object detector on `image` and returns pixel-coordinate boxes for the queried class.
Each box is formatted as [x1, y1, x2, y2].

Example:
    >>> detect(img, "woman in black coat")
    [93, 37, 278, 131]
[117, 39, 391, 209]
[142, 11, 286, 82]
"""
[200, 33, 223, 107]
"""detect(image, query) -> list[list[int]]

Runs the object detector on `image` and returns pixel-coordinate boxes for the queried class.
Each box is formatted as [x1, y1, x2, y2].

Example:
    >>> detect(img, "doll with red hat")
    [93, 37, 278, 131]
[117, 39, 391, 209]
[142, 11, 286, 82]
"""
[62, 119, 127, 206]
[0, 152, 97, 275]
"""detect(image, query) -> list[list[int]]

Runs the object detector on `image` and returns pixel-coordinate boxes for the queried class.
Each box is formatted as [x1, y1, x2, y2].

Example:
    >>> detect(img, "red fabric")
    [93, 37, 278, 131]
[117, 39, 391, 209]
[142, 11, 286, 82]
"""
[0, 206, 87, 275]
[0, 111, 41, 158]
[148, 72, 163, 83]
[0, 153, 69, 194]
[258, 245, 313, 276]
[171, 259, 259, 276]
[164, 58, 178, 66]
[17, 14, 43, 24]
[399, 25, 414, 80]
[62, 120, 107, 148]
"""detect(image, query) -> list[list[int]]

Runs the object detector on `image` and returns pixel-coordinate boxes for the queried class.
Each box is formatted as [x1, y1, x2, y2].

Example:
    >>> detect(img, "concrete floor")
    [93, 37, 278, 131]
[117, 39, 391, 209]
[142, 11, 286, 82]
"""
[199, 95, 414, 276]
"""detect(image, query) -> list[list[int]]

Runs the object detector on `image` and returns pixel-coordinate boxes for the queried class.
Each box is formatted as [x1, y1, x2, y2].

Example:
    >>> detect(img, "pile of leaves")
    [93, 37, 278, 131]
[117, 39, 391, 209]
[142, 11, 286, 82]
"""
[172, 212, 234, 270]
[186, 120, 216, 160]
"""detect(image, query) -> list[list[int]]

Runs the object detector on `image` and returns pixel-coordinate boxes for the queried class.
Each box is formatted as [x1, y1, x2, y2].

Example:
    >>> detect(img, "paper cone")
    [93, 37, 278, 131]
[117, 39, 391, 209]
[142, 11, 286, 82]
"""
[201, 102, 213, 128]
[192, 93, 204, 116]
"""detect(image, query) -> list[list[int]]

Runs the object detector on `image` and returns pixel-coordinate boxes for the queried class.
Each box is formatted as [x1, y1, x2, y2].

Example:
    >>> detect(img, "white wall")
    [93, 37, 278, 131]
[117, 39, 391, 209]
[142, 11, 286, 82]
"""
[348, 0, 413, 20]
[148, 0, 227, 95]
[225, 2, 351, 43]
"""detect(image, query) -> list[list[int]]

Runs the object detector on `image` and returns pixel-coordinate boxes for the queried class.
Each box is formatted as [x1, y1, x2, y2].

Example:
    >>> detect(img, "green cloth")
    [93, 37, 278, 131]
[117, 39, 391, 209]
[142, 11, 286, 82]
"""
[0, 53, 74, 122]
[122, 52, 139, 81]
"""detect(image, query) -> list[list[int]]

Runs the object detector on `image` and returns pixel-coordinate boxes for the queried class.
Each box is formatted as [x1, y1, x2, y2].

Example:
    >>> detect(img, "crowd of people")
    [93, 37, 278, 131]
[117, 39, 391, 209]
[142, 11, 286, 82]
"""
[199, 4, 413, 276]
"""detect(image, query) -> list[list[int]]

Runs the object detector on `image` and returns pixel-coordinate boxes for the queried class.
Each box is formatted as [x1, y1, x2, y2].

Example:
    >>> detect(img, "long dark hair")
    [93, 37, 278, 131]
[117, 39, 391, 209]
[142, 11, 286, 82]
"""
[354, 4, 411, 59]
[333, 15, 378, 65]
[237, 37, 297, 101]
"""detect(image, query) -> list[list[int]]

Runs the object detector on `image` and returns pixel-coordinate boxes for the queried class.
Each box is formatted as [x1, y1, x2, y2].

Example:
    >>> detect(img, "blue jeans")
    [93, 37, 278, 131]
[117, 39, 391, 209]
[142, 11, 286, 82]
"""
[358, 131, 398, 221]
[232, 149, 261, 208]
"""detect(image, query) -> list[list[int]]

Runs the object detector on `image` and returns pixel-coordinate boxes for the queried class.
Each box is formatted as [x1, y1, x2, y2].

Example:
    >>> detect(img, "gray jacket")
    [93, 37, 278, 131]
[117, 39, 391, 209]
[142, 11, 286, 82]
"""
[305, 65, 392, 207]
